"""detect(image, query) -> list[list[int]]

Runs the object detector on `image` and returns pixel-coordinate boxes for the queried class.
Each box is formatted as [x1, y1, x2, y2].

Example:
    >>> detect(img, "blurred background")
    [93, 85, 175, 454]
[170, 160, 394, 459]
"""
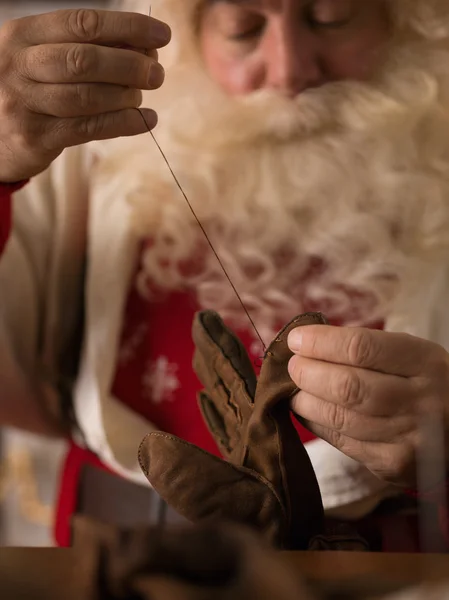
[0, 1, 106, 548]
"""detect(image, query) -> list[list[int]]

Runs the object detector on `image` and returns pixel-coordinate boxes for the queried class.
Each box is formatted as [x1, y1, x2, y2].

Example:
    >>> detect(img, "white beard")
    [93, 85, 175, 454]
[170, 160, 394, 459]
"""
[90, 18, 449, 339]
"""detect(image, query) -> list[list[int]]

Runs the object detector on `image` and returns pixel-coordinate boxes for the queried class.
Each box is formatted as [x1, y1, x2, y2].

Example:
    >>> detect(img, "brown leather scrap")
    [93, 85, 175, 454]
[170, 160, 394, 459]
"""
[70, 516, 313, 600]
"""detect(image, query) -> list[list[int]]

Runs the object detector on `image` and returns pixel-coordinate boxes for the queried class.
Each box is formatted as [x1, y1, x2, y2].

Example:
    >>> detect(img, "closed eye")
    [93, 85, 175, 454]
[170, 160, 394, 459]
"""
[227, 22, 266, 40]
[306, 0, 355, 30]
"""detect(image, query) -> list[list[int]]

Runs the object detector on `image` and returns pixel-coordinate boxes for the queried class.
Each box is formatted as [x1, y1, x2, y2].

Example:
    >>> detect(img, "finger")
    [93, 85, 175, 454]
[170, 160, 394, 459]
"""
[24, 83, 142, 118]
[291, 390, 412, 442]
[114, 46, 157, 58]
[44, 107, 157, 149]
[288, 355, 413, 416]
[288, 325, 433, 377]
[22, 44, 164, 90]
[8, 9, 171, 49]
[302, 421, 415, 486]
[147, 49, 159, 61]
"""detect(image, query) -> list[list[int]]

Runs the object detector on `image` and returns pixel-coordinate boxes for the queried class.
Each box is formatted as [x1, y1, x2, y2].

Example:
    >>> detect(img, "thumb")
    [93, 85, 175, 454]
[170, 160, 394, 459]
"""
[138, 432, 286, 546]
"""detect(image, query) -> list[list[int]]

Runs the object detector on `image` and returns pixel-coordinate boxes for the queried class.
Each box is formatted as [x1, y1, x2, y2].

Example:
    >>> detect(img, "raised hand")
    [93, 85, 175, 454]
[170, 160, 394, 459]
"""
[0, 8, 170, 182]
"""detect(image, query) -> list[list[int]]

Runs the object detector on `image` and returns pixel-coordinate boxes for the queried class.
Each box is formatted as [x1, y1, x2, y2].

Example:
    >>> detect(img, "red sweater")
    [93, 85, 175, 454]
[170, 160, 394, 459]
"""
[1, 181, 448, 552]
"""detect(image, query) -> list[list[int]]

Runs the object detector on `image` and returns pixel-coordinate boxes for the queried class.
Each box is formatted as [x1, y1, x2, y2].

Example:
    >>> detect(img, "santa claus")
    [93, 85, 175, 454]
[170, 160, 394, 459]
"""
[0, 0, 448, 551]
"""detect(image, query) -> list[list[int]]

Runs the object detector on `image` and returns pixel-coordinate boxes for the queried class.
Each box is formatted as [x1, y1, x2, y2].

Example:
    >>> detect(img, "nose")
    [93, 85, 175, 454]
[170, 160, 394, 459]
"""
[263, 19, 324, 97]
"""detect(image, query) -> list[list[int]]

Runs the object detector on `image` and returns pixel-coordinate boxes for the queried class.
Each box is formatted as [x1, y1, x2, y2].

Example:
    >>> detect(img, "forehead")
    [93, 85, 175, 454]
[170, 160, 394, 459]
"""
[204, 0, 303, 8]
[203, 0, 353, 11]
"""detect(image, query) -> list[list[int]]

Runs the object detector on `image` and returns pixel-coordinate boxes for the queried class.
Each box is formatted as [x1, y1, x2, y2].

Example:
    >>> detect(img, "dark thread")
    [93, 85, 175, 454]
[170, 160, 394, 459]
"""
[135, 106, 267, 351]
[143, 5, 265, 351]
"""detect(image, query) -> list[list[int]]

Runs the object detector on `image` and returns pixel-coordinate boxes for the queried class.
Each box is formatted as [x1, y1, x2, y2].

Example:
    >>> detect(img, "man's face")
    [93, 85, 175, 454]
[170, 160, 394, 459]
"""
[125, 0, 449, 332]
[198, 0, 391, 97]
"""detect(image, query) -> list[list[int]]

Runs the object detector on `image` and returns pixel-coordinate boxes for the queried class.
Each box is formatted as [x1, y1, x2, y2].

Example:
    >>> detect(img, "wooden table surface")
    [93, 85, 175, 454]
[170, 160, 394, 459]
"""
[0, 549, 448, 599]
[284, 551, 449, 583]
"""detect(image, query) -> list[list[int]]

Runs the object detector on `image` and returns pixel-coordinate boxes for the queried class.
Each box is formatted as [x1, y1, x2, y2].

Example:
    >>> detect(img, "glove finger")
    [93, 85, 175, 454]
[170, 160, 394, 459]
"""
[257, 312, 328, 399]
[193, 311, 256, 457]
[193, 310, 257, 403]
[198, 392, 234, 457]
[138, 432, 287, 546]
[245, 313, 328, 549]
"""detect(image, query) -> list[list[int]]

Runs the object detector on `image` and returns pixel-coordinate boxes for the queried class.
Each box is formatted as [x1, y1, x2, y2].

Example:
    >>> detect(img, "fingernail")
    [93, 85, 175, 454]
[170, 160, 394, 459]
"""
[148, 62, 165, 88]
[288, 329, 302, 352]
[138, 108, 158, 131]
[153, 21, 172, 45]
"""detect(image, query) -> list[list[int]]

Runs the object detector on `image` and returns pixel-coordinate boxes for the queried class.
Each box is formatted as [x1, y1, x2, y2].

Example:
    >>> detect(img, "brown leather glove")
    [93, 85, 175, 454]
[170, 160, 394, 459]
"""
[139, 311, 362, 550]
[71, 517, 314, 600]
